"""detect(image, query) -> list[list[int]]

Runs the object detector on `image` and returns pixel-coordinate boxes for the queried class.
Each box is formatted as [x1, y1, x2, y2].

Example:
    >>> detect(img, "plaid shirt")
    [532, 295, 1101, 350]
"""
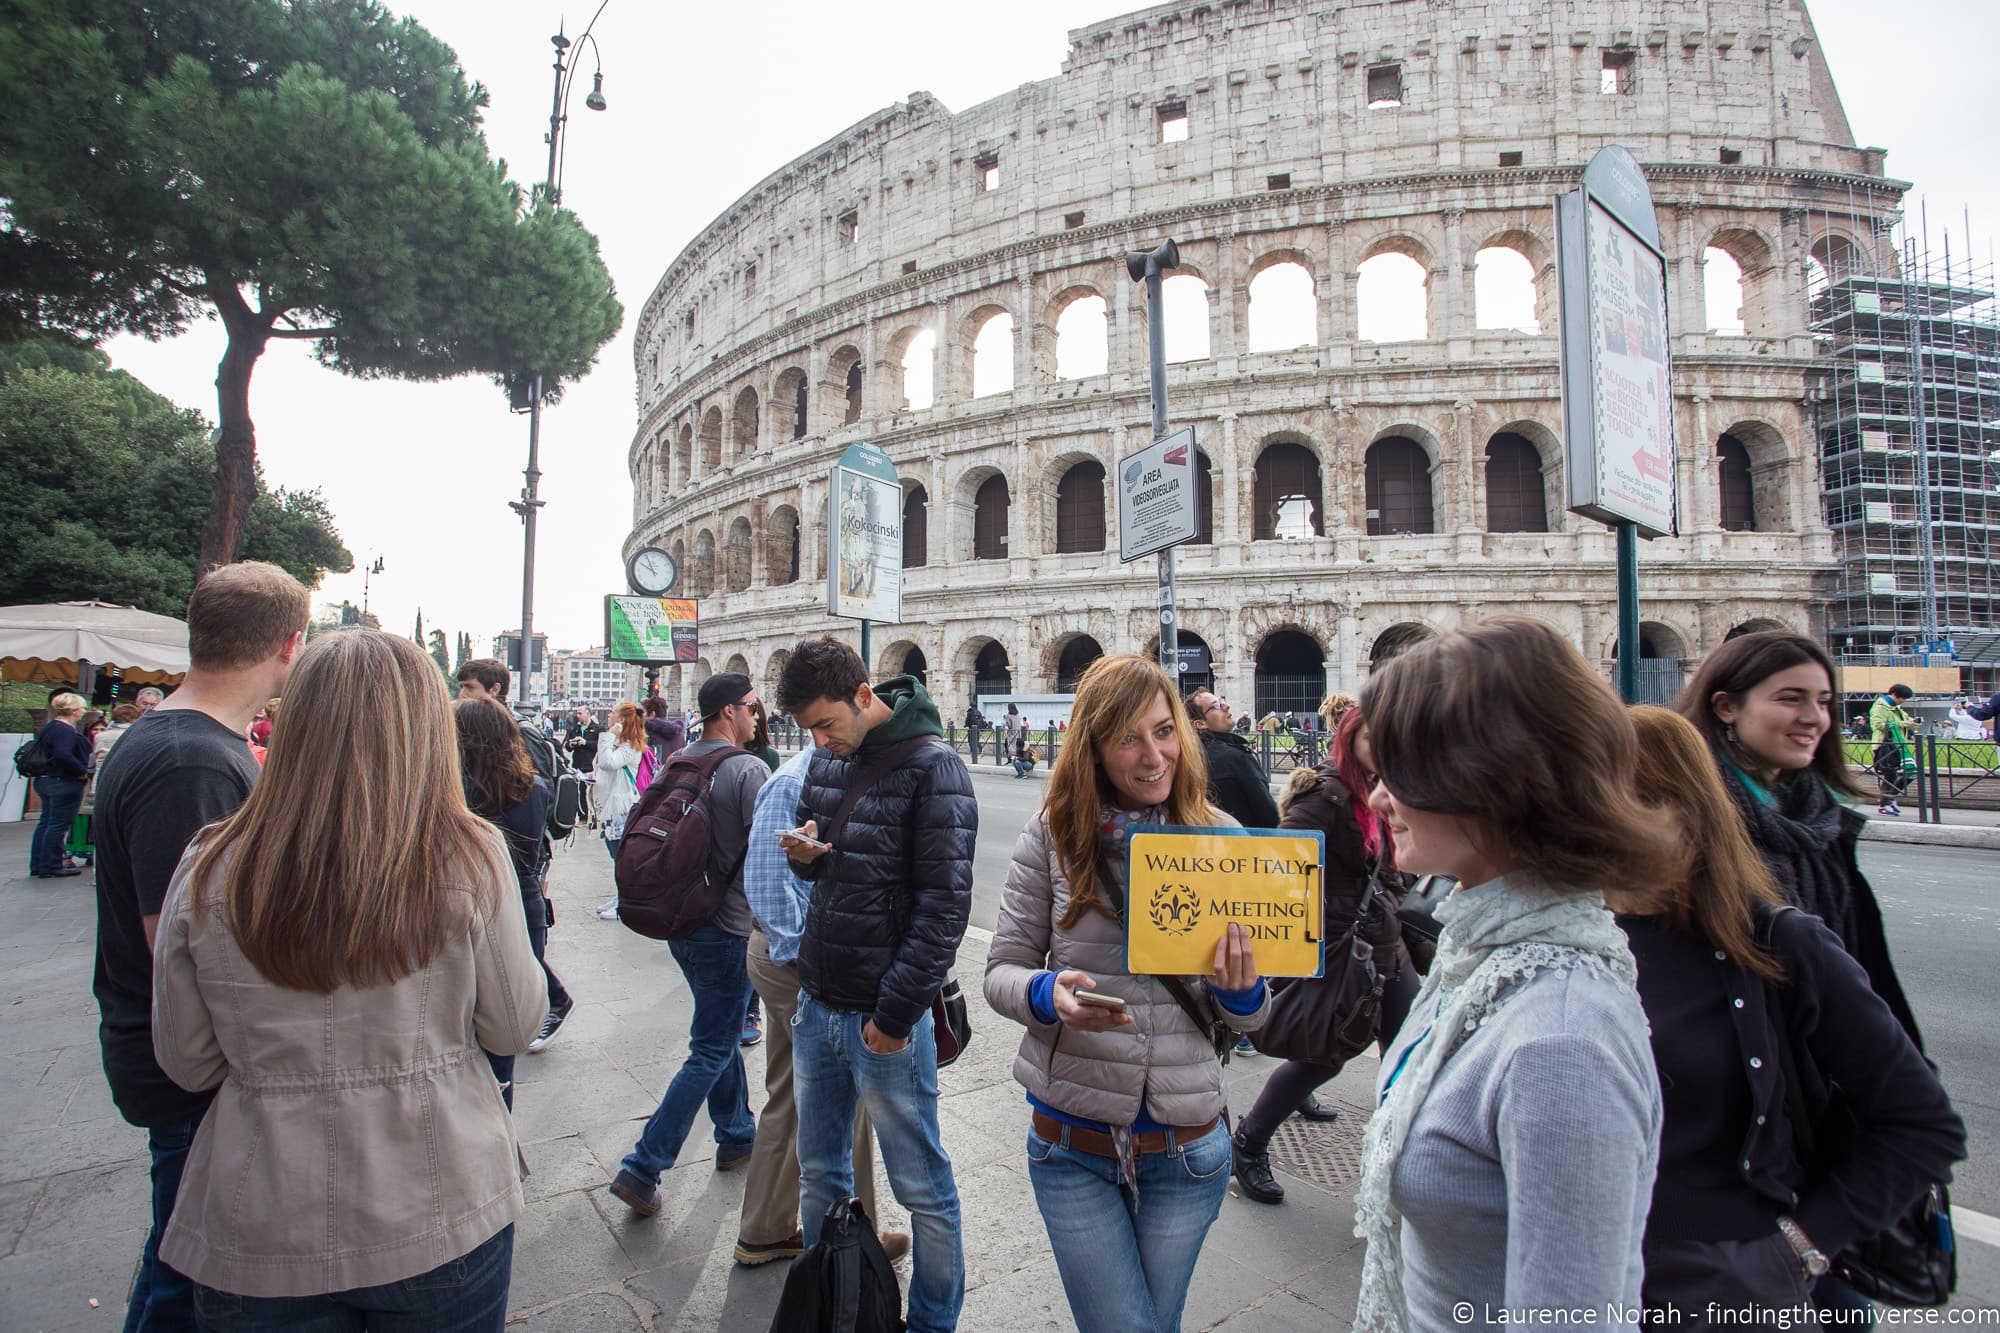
[744, 747, 816, 963]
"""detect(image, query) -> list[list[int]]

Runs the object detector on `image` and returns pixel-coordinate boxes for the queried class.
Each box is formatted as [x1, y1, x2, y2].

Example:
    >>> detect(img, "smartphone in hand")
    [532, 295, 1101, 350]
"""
[1072, 990, 1128, 1011]
[778, 827, 830, 850]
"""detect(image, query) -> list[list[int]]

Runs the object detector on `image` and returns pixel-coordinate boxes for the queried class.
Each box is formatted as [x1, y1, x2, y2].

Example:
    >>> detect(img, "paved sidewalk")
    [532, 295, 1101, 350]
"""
[0, 824, 1371, 1332]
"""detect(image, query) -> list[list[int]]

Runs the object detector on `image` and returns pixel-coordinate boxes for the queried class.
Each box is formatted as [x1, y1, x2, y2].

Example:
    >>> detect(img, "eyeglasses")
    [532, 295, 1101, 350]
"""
[1203, 699, 1230, 714]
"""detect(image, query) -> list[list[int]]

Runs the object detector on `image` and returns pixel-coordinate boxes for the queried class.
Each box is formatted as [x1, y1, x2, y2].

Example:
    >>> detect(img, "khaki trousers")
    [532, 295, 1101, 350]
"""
[741, 929, 879, 1245]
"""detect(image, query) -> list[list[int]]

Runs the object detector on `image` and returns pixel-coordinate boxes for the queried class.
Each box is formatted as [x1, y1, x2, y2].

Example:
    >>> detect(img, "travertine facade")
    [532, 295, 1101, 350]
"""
[625, 0, 1896, 715]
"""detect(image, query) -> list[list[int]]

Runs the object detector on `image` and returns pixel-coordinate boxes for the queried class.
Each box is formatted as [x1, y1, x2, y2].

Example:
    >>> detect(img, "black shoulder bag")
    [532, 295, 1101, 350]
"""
[1093, 861, 1235, 1063]
[1759, 905, 1955, 1306]
[817, 737, 972, 1067]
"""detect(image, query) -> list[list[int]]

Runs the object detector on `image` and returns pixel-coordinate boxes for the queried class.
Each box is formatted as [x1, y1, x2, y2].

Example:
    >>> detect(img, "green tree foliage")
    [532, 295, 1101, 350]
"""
[0, 0, 623, 570]
[0, 342, 352, 614]
[452, 630, 471, 676]
[427, 628, 450, 678]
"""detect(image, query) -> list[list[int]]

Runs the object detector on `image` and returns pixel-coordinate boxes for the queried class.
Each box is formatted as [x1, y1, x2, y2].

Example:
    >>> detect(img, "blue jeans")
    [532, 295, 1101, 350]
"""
[124, 1111, 207, 1333]
[189, 1224, 512, 1332]
[1026, 1121, 1233, 1333]
[31, 775, 84, 874]
[794, 992, 963, 1333]
[621, 924, 754, 1182]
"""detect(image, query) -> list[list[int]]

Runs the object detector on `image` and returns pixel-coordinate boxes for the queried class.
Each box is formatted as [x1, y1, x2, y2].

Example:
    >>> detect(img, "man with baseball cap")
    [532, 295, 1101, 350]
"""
[610, 672, 772, 1217]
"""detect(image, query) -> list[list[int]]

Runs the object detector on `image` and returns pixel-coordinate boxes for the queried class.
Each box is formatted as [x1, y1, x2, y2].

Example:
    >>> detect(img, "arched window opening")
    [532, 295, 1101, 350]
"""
[1055, 636, 1104, 693]
[676, 425, 693, 480]
[1055, 296, 1109, 379]
[1484, 433, 1548, 533]
[902, 485, 929, 568]
[1704, 248, 1746, 335]
[1474, 247, 1540, 333]
[1369, 623, 1435, 668]
[975, 641, 1013, 696]
[793, 375, 809, 437]
[900, 329, 936, 410]
[692, 529, 716, 597]
[973, 475, 1010, 560]
[699, 407, 723, 473]
[1255, 630, 1325, 720]
[1357, 252, 1429, 342]
[844, 362, 863, 423]
[766, 506, 801, 587]
[732, 387, 760, 459]
[1162, 274, 1210, 363]
[901, 646, 928, 685]
[1247, 263, 1316, 352]
[1366, 437, 1435, 535]
[772, 368, 809, 442]
[1191, 451, 1214, 545]
[1054, 461, 1107, 554]
[1253, 442, 1324, 541]
[1172, 630, 1214, 690]
[1808, 234, 1868, 293]
[1611, 623, 1687, 705]
[972, 312, 1015, 397]
[1717, 434, 1756, 531]
[723, 517, 753, 593]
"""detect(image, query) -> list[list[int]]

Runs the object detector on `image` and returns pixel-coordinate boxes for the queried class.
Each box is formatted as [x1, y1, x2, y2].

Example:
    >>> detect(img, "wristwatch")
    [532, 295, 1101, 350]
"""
[1776, 1215, 1831, 1279]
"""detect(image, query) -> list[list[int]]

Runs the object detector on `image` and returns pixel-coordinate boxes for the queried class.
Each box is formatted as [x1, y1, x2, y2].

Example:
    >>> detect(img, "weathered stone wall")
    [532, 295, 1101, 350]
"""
[625, 0, 1895, 713]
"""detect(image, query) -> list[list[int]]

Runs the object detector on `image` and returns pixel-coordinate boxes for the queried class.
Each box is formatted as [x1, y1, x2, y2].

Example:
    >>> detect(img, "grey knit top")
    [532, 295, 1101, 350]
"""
[1381, 961, 1662, 1328]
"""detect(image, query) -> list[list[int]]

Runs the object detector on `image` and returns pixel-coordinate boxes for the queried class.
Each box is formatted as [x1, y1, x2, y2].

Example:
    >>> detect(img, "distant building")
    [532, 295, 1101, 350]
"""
[553, 647, 644, 708]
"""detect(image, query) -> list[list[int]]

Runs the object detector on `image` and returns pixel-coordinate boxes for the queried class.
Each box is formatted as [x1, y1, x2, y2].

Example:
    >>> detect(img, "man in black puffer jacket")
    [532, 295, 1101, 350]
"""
[777, 637, 975, 1333]
[1184, 687, 1279, 827]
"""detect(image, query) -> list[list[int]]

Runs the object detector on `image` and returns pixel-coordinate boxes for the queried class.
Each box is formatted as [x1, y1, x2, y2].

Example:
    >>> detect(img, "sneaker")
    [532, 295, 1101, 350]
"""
[527, 998, 574, 1053]
[1234, 1033, 1257, 1055]
[595, 898, 621, 921]
[609, 1168, 661, 1218]
[716, 1141, 755, 1172]
[1296, 1094, 1340, 1123]
[1231, 1128, 1284, 1205]
[741, 1015, 763, 1047]
[880, 1230, 911, 1264]
[734, 1229, 805, 1267]
[1889, 801, 1902, 816]
[32, 867, 82, 878]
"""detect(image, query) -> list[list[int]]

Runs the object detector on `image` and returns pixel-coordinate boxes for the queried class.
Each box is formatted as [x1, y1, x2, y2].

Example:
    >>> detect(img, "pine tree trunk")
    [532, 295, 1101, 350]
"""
[199, 304, 272, 574]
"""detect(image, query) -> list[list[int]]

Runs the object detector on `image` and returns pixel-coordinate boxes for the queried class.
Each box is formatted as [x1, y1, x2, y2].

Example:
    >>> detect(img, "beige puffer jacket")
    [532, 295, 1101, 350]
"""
[985, 812, 1267, 1127]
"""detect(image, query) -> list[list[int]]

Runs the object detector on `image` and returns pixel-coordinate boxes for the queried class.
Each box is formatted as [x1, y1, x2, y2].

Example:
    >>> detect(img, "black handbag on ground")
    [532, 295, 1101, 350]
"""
[1761, 906, 1956, 1306]
[769, 1196, 905, 1333]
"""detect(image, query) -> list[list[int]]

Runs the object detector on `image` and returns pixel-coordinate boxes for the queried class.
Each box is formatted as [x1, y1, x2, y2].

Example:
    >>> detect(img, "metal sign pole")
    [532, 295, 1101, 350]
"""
[1128, 240, 1181, 679]
[1617, 523, 1640, 703]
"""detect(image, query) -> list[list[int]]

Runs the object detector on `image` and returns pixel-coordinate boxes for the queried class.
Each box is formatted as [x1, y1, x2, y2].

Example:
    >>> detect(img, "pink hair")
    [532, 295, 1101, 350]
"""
[1333, 708, 1391, 866]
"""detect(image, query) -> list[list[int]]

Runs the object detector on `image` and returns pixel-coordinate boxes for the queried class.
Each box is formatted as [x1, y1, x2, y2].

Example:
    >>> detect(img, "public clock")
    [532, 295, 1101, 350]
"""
[626, 546, 678, 596]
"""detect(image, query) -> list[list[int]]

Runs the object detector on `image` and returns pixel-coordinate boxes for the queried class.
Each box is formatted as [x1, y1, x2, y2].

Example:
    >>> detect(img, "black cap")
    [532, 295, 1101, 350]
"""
[698, 672, 753, 721]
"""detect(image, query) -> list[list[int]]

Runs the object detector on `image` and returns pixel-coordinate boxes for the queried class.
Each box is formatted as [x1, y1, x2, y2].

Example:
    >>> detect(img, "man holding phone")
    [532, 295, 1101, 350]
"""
[777, 638, 977, 1333]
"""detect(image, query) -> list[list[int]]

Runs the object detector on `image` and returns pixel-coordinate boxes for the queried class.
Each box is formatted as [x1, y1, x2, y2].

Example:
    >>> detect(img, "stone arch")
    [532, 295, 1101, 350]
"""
[1368, 622, 1437, 668]
[877, 638, 923, 681]
[1484, 430, 1550, 533]
[1473, 228, 1549, 334]
[959, 635, 1015, 696]
[1252, 626, 1327, 721]
[764, 648, 791, 702]
[825, 344, 864, 426]
[731, 385, 760, 460]
[901, 482, 929, 568]
[699, 406, 723, 473]
[690, 657, 713, 691]
[692, 528, 716, 597]
[675, 421, 694, 484]
[724, 652, 750, 677]
[886, 323, 938, 412]
[1715, 418, 1793, 532]
[1161, 272, 1211, 363]
[771, 365, 810, 441]
[1808, 231, 1873, 287]
[670, 536, 686, 591]
[1246, 257, 1317, 353]
[1251, 435, 1325, 541]
[1049, 284, 1109, 381]
[1725, 617, 1790, 641]
[1049, 451, 1107, 554]
[765, 504, 801, 586]
[1365, 431, 1439, 535]
[968, 304, 1016, 398]
[1048, 632, 1105, 693]
[723, 516, 753, 593]
[1608, 620, 1691, 704]
[960, 465, 1011, 561]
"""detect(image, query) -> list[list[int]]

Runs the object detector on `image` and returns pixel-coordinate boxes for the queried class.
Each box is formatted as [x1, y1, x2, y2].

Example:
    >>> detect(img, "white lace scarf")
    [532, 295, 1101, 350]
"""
[1351, 874, 1640, 1332]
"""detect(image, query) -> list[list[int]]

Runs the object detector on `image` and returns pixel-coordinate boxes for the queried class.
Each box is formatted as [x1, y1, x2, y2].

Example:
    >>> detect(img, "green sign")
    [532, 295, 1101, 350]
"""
[604, 596, 699, 665]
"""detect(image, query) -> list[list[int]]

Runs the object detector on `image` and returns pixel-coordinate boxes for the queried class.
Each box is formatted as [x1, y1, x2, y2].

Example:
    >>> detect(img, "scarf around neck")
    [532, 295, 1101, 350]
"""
[1352, 874, 1639, 1331]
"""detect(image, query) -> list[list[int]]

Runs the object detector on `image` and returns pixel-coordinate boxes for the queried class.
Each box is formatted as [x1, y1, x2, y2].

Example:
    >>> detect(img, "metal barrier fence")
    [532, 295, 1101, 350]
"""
[1845, 736, 2000, 820]
[770, 719, 1328, 778]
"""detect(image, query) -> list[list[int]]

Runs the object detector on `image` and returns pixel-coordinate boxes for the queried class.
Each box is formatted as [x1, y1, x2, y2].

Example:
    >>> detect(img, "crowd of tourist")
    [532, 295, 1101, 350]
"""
[31, 557, 1969, 1332]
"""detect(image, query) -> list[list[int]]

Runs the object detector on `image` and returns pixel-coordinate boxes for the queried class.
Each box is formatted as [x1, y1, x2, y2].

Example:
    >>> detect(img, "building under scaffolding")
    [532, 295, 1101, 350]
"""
[1809, 220, 2000, 697]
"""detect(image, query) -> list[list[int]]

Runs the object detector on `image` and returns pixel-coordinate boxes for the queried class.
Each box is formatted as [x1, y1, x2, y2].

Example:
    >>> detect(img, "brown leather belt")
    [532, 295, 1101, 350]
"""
[1031, 1111, 1220, 1159]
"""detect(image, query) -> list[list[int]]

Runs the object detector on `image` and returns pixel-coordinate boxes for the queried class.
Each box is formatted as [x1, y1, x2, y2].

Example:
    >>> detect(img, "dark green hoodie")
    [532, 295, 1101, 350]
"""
[858, 674, 944, 754]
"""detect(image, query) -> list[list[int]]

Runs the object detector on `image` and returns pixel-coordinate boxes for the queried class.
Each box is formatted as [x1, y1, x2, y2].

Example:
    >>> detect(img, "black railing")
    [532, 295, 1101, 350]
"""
[1846, 735, 2000, 818]
[770, 718, 1334, 780]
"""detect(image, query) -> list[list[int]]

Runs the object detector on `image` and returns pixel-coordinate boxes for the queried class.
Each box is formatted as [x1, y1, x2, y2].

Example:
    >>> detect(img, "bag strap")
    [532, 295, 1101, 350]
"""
[819, 736, 939, 847]
[1756, 904, 1822, 1168]
[1092, 860, 1234, 1062]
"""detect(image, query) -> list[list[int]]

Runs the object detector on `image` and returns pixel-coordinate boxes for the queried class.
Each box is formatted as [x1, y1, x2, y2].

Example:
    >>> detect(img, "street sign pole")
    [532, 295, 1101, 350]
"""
[1617, 523, 1640, 702]
[1128, 240, 1181, 679]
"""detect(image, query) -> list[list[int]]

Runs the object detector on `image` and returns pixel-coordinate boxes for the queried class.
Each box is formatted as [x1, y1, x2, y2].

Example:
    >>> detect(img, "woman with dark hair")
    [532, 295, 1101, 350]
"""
[986, 653, 1263, 1333]
[1612, 707, 1962, 1322]
[1231, 707, 1414, 1206]
[456, 697, 560, 1101]
[1675, 630, 1921, 1046]
[1352, 617, 1672, 1330]
[151, 630, 545, 1328]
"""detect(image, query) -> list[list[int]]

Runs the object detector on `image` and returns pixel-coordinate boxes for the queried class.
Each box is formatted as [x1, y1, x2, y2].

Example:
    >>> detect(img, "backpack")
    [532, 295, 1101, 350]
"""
[636, 746, 659, 794]
[768, 1197, 904, 1333]
[613, 745, 748, 940]
[13, 733, 50, 779]
[519, 723, 582, 839]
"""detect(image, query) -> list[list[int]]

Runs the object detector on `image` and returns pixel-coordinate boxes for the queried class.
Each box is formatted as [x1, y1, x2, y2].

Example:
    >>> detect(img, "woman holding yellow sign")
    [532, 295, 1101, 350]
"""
[985, 654, 1265, 1333]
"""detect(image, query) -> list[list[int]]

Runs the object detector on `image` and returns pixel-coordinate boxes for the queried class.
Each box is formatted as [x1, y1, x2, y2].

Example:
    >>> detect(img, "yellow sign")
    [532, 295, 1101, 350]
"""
[1124, 826, 1325, 978]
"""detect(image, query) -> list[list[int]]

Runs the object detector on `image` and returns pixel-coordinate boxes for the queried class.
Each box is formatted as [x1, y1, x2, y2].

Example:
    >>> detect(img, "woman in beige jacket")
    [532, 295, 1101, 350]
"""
[985, 653, 1265, 1333]
[151, 630, 545, 1329]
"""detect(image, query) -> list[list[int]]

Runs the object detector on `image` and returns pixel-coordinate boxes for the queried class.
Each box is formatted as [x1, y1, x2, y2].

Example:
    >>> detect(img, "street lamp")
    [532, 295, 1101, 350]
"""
[512, 1, 610, 707]
[360, 553, 386, 620]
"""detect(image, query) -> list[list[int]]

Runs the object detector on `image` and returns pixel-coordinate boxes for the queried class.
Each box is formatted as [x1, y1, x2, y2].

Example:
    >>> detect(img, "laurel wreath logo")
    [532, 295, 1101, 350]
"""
[1148, 883, 1202, 937]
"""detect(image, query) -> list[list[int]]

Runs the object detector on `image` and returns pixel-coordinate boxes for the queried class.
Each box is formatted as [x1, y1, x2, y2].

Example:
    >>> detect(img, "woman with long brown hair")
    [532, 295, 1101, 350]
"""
[1676, 630, 1922, 1046]
[150, 630, 546, 1328]
[592, 699, 646, 920]
[1611, 707, 1962, 1322]
[985, 654, 1262, 1333]
[1352, 617, 1670, 1330]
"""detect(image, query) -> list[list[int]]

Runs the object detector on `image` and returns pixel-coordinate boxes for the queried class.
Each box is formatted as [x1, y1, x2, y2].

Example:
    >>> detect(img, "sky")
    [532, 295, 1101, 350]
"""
[100, 0, 2000, 658]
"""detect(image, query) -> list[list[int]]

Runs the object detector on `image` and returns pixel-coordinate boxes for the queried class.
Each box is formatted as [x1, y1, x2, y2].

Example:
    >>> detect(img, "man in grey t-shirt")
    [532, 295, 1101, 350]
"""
[609, 672, 769, 1216]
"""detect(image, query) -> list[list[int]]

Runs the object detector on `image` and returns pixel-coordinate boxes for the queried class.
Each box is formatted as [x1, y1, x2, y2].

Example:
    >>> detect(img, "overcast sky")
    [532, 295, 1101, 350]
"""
[102, 0, 1999, 657]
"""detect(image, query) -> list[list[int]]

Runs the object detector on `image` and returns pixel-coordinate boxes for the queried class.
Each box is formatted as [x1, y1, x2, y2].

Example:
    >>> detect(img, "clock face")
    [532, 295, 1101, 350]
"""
[629, 547, 677, 594]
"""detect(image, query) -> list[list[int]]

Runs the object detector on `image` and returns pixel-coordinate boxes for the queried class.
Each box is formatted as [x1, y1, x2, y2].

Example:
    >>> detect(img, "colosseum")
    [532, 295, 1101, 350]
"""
[625, 0, 1893, 719]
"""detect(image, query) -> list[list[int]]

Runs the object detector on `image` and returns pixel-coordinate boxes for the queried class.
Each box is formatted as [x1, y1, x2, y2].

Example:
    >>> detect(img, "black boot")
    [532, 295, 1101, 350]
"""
[1231, 1126, 1284, 1204]
[1295, 1093, 1339, 1123]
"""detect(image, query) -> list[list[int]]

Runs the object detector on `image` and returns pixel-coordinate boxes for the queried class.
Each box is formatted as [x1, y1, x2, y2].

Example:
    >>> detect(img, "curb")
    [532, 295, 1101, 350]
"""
[1858, 820, 2000, 850]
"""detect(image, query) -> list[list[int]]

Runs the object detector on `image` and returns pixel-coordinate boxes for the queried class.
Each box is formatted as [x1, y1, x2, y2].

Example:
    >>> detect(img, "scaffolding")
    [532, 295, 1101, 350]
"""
[1808, 202, 2000, 697]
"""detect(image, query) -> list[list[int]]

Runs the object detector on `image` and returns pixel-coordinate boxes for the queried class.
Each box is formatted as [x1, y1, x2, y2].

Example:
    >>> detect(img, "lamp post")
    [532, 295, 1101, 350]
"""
[511, 2, 609, 707]
[360, 553, 385, 620]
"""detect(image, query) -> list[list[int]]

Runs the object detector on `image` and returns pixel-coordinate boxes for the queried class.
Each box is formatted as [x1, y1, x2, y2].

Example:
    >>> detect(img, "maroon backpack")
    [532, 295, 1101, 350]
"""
[613, 745, 748, 940]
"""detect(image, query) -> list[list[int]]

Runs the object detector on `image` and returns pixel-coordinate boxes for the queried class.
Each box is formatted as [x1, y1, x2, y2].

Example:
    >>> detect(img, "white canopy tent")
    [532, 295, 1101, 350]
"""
[0, 600, 190, 687]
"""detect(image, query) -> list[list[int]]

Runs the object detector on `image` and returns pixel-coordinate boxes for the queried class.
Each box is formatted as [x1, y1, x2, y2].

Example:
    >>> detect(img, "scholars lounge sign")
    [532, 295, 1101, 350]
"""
[1124, 827, 1325, 978]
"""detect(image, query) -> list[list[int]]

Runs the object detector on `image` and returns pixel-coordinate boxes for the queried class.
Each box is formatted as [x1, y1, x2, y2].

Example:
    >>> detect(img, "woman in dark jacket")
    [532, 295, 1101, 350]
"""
[1612, 707, 1962, 1323]
[1229, 708, 1416, 1205]
[1676, 631, 1922, 1047]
